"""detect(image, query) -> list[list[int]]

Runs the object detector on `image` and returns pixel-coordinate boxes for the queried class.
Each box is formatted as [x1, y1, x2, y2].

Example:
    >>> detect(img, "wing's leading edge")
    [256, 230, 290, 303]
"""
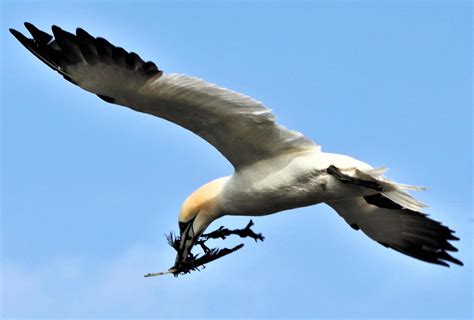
[10, 23, 318, 169]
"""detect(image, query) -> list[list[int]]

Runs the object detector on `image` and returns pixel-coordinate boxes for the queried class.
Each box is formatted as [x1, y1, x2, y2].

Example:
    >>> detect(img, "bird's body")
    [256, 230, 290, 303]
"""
[221, 150, 369, 216]
[10, 23, 462, 271]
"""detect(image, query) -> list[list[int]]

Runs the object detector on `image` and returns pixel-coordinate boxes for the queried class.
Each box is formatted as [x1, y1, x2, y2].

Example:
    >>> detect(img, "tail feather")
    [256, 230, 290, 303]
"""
[383, 190, 427, 212]
[355, 167, 427, 211]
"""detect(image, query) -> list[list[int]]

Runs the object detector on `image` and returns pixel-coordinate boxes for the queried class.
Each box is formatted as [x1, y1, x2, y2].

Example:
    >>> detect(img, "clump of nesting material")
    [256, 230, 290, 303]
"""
[144, 220, 264, 277]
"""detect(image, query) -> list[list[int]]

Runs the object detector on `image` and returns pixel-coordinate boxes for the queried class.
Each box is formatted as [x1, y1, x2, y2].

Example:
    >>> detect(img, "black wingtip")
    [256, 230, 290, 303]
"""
[9, 28, 22, 38]
[23, 22, 36, 35]
[76, 27, 91, 38]
[12, 23, 164, 93]
[437, 260, 450, 267]
[9, 28, 34, 48]
[50, 25, 60, 36]
[50, 24, 66, 39]
[24, 22, 53, 44]
[442, 253, 464, 266]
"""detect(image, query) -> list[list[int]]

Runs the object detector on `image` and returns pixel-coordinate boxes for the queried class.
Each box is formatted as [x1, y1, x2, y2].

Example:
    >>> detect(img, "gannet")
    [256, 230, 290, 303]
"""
[9, 23, 462, 274]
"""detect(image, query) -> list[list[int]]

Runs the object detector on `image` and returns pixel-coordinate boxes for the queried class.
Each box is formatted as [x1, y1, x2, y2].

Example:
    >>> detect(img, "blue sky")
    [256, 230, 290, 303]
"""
[1, 0, 472, 318]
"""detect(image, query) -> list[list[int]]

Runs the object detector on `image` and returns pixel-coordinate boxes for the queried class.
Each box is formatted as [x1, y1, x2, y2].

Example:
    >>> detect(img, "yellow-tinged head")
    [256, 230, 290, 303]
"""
[175, 176, 229, 264]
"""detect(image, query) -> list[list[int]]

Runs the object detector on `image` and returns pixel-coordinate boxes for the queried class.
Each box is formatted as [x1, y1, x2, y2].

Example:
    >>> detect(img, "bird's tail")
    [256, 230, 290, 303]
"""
[356, 167, 427, 212]
[330, 165, 427, 212]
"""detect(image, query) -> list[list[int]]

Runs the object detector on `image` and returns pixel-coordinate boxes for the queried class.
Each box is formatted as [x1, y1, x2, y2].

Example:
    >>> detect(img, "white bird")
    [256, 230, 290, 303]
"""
[10, 23, 462, 274]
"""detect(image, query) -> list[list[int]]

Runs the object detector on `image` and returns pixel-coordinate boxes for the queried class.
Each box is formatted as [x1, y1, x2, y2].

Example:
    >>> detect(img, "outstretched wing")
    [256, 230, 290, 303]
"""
[327, 195, 462, 267]
[10, 23, 318, 169]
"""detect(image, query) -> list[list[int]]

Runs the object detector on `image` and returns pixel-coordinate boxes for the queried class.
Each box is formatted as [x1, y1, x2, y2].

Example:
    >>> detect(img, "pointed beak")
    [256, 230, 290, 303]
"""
[175, 218, 200, 265]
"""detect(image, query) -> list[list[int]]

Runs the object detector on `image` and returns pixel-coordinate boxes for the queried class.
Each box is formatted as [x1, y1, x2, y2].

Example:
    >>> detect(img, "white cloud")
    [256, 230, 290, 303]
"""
[2, 261, 53, 316]
[1, 240, 265, 318]
[2, 243, 175, 317]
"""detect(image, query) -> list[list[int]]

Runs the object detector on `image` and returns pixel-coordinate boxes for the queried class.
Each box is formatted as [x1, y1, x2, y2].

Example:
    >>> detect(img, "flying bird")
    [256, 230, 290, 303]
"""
[9, 23, 462, 275]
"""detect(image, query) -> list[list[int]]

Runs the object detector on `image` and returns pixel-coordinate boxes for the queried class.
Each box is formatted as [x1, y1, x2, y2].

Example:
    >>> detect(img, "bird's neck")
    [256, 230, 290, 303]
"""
[179, 176, 230, 222]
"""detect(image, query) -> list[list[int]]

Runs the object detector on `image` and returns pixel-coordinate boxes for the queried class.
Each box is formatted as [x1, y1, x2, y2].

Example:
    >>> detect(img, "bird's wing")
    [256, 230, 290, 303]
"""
[10, 23, 318, 169]
[326, 195, 462, 267]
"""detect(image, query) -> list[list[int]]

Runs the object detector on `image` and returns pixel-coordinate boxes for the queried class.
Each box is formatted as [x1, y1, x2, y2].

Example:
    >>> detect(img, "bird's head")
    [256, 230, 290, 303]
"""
[174, 177, 229, 266]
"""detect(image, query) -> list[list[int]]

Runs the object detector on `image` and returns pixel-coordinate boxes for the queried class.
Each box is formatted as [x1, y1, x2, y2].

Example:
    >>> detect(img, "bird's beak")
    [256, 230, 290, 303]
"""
[174, 217, 200, 265]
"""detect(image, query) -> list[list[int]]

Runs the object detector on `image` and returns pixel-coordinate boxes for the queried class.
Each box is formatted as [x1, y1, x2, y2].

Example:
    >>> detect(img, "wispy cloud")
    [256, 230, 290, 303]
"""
[1, 241, 267, 318]
[2, 243, 172, 317]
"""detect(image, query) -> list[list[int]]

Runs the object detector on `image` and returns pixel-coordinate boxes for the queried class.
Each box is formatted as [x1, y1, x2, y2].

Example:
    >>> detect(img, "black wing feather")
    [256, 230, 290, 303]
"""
[10, 22, 162, 82]
[329, 195, 463, 267]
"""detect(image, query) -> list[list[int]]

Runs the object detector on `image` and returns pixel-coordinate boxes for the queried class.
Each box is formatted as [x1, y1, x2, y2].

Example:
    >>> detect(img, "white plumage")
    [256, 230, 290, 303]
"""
[81, 70, 318, 169]
[10, 23, 462, 272]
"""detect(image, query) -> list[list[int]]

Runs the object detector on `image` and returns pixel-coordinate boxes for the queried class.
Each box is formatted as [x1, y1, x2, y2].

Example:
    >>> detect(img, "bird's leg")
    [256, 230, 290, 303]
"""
[201, 220, 265, 242]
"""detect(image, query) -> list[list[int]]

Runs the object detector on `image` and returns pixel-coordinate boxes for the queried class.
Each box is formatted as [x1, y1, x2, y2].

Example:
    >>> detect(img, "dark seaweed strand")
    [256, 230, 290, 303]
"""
[201, 220, 265, 242]
[166, 221, 257, 275]
[166, 232, 180, 252]
[166, 230, 244, 275]
[174, 244, 245, 275]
